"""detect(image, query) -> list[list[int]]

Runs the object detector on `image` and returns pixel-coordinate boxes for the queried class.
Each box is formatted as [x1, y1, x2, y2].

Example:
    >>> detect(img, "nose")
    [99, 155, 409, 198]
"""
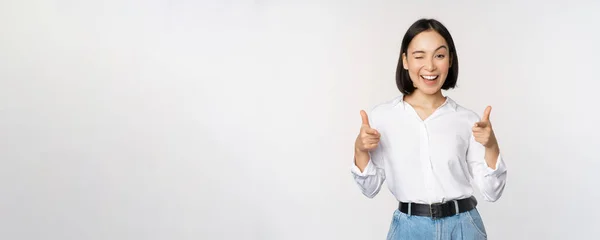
[424, 58, 436, 71]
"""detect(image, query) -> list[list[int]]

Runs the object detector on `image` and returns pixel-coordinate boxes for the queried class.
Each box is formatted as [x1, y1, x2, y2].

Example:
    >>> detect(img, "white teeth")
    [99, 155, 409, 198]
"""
[421, 75, 438, 80]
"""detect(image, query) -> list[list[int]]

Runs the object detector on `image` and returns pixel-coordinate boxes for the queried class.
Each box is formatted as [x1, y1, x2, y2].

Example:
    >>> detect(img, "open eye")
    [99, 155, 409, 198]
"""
[435, 54, 446, 59]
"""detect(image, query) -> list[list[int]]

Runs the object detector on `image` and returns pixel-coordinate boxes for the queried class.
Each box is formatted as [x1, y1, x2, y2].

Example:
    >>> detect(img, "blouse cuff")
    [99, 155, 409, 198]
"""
[351, 158, 377, 177]
[484, 153, 507, 177]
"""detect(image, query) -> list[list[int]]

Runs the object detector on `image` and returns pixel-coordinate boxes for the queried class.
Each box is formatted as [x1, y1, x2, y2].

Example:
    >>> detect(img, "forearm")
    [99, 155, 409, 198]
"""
[354, 148, 370, 172]
[484, 144, 500, 169]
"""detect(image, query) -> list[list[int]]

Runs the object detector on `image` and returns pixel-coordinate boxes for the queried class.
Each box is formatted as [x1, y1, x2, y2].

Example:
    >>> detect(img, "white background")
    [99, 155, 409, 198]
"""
[1, 0, 599, 239]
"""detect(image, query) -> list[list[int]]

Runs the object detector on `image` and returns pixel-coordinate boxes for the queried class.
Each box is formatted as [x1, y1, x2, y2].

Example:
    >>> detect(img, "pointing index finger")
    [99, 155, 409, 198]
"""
[365, 128, 379, 136]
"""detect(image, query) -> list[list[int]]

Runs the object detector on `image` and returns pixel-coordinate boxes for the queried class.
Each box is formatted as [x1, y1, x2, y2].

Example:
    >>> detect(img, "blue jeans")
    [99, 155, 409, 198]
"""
[386, 208, 487, 240]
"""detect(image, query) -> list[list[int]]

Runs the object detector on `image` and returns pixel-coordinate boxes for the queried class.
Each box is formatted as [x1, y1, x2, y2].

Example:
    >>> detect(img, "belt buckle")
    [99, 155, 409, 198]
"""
[429, 203, 441, 219]
[429, 205, 433, 218]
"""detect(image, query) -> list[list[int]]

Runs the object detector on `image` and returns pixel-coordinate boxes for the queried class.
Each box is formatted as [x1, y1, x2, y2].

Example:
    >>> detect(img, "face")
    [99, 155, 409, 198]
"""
[402, 30, 451, 95]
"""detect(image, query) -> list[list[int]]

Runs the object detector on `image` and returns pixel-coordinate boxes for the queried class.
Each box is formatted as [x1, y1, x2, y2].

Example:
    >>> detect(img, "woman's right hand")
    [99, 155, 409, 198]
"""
[355, 110, 380, 152]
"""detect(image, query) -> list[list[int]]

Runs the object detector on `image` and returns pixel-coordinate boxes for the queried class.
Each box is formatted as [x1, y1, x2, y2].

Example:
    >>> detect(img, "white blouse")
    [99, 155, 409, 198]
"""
[351, 95, 507, 204]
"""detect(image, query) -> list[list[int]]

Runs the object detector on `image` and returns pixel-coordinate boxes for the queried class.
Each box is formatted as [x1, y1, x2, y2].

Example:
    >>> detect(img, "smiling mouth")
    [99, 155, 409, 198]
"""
[421, 75, 439, 80]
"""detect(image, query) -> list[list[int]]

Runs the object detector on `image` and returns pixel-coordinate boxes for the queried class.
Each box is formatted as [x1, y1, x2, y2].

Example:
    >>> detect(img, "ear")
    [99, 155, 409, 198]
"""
[402, 53, 408, 70]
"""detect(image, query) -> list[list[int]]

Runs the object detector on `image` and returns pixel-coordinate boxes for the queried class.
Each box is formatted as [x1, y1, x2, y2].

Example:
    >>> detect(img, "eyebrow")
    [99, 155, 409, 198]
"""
[411, 45, 448, 55]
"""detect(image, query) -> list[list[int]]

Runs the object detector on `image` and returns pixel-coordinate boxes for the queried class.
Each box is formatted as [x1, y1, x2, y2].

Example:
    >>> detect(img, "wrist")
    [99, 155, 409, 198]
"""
[355, 147, 369, 155]
[486, 143, 499, 152]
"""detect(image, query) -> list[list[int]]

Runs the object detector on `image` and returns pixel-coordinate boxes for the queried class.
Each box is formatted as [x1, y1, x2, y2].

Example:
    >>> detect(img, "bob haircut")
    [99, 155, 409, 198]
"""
[396, 18, 459, 95]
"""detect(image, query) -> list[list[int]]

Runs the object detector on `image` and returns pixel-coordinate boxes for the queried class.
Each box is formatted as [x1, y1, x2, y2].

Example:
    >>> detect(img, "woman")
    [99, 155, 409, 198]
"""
[351, 18, 507, 240]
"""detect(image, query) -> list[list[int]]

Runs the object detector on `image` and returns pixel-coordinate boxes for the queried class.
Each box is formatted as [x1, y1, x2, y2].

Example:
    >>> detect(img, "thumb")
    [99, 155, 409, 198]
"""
[360, 110, 370, 127]
[481, 106, 492, 122]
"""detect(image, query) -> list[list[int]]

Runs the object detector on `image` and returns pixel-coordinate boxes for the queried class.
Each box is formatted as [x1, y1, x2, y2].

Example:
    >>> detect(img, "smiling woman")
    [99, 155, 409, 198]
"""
[351, 18, 507, 240]
[396, 19, 458, 97]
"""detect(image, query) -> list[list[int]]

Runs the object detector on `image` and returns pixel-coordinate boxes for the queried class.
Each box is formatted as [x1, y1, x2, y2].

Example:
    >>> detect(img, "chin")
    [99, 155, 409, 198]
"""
[416, 85, 443, 95]
[414, 76, 446, 95]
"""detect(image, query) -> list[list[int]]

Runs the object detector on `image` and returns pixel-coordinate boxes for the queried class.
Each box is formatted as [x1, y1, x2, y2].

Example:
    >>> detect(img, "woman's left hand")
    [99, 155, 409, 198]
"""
[472, 106, 498, 149]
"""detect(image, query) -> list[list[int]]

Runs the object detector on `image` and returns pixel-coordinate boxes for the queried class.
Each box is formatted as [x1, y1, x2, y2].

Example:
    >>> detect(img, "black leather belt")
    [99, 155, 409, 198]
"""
[398, 196, 477, 219]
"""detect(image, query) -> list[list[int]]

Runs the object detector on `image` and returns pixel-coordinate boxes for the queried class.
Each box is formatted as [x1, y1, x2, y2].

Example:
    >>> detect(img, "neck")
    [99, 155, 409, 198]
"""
[404, 90, 446, 109]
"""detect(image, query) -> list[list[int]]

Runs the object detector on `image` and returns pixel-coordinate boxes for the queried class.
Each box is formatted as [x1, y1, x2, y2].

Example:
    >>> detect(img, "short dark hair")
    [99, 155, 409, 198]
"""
[395, 18, 459, 95]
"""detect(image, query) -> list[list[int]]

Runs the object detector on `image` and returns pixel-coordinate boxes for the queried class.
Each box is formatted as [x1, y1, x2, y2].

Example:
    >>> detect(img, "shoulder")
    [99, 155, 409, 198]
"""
[450, 98, 482, 123]
[366, 95, 403, 126]
[370, 95, 403, 115]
